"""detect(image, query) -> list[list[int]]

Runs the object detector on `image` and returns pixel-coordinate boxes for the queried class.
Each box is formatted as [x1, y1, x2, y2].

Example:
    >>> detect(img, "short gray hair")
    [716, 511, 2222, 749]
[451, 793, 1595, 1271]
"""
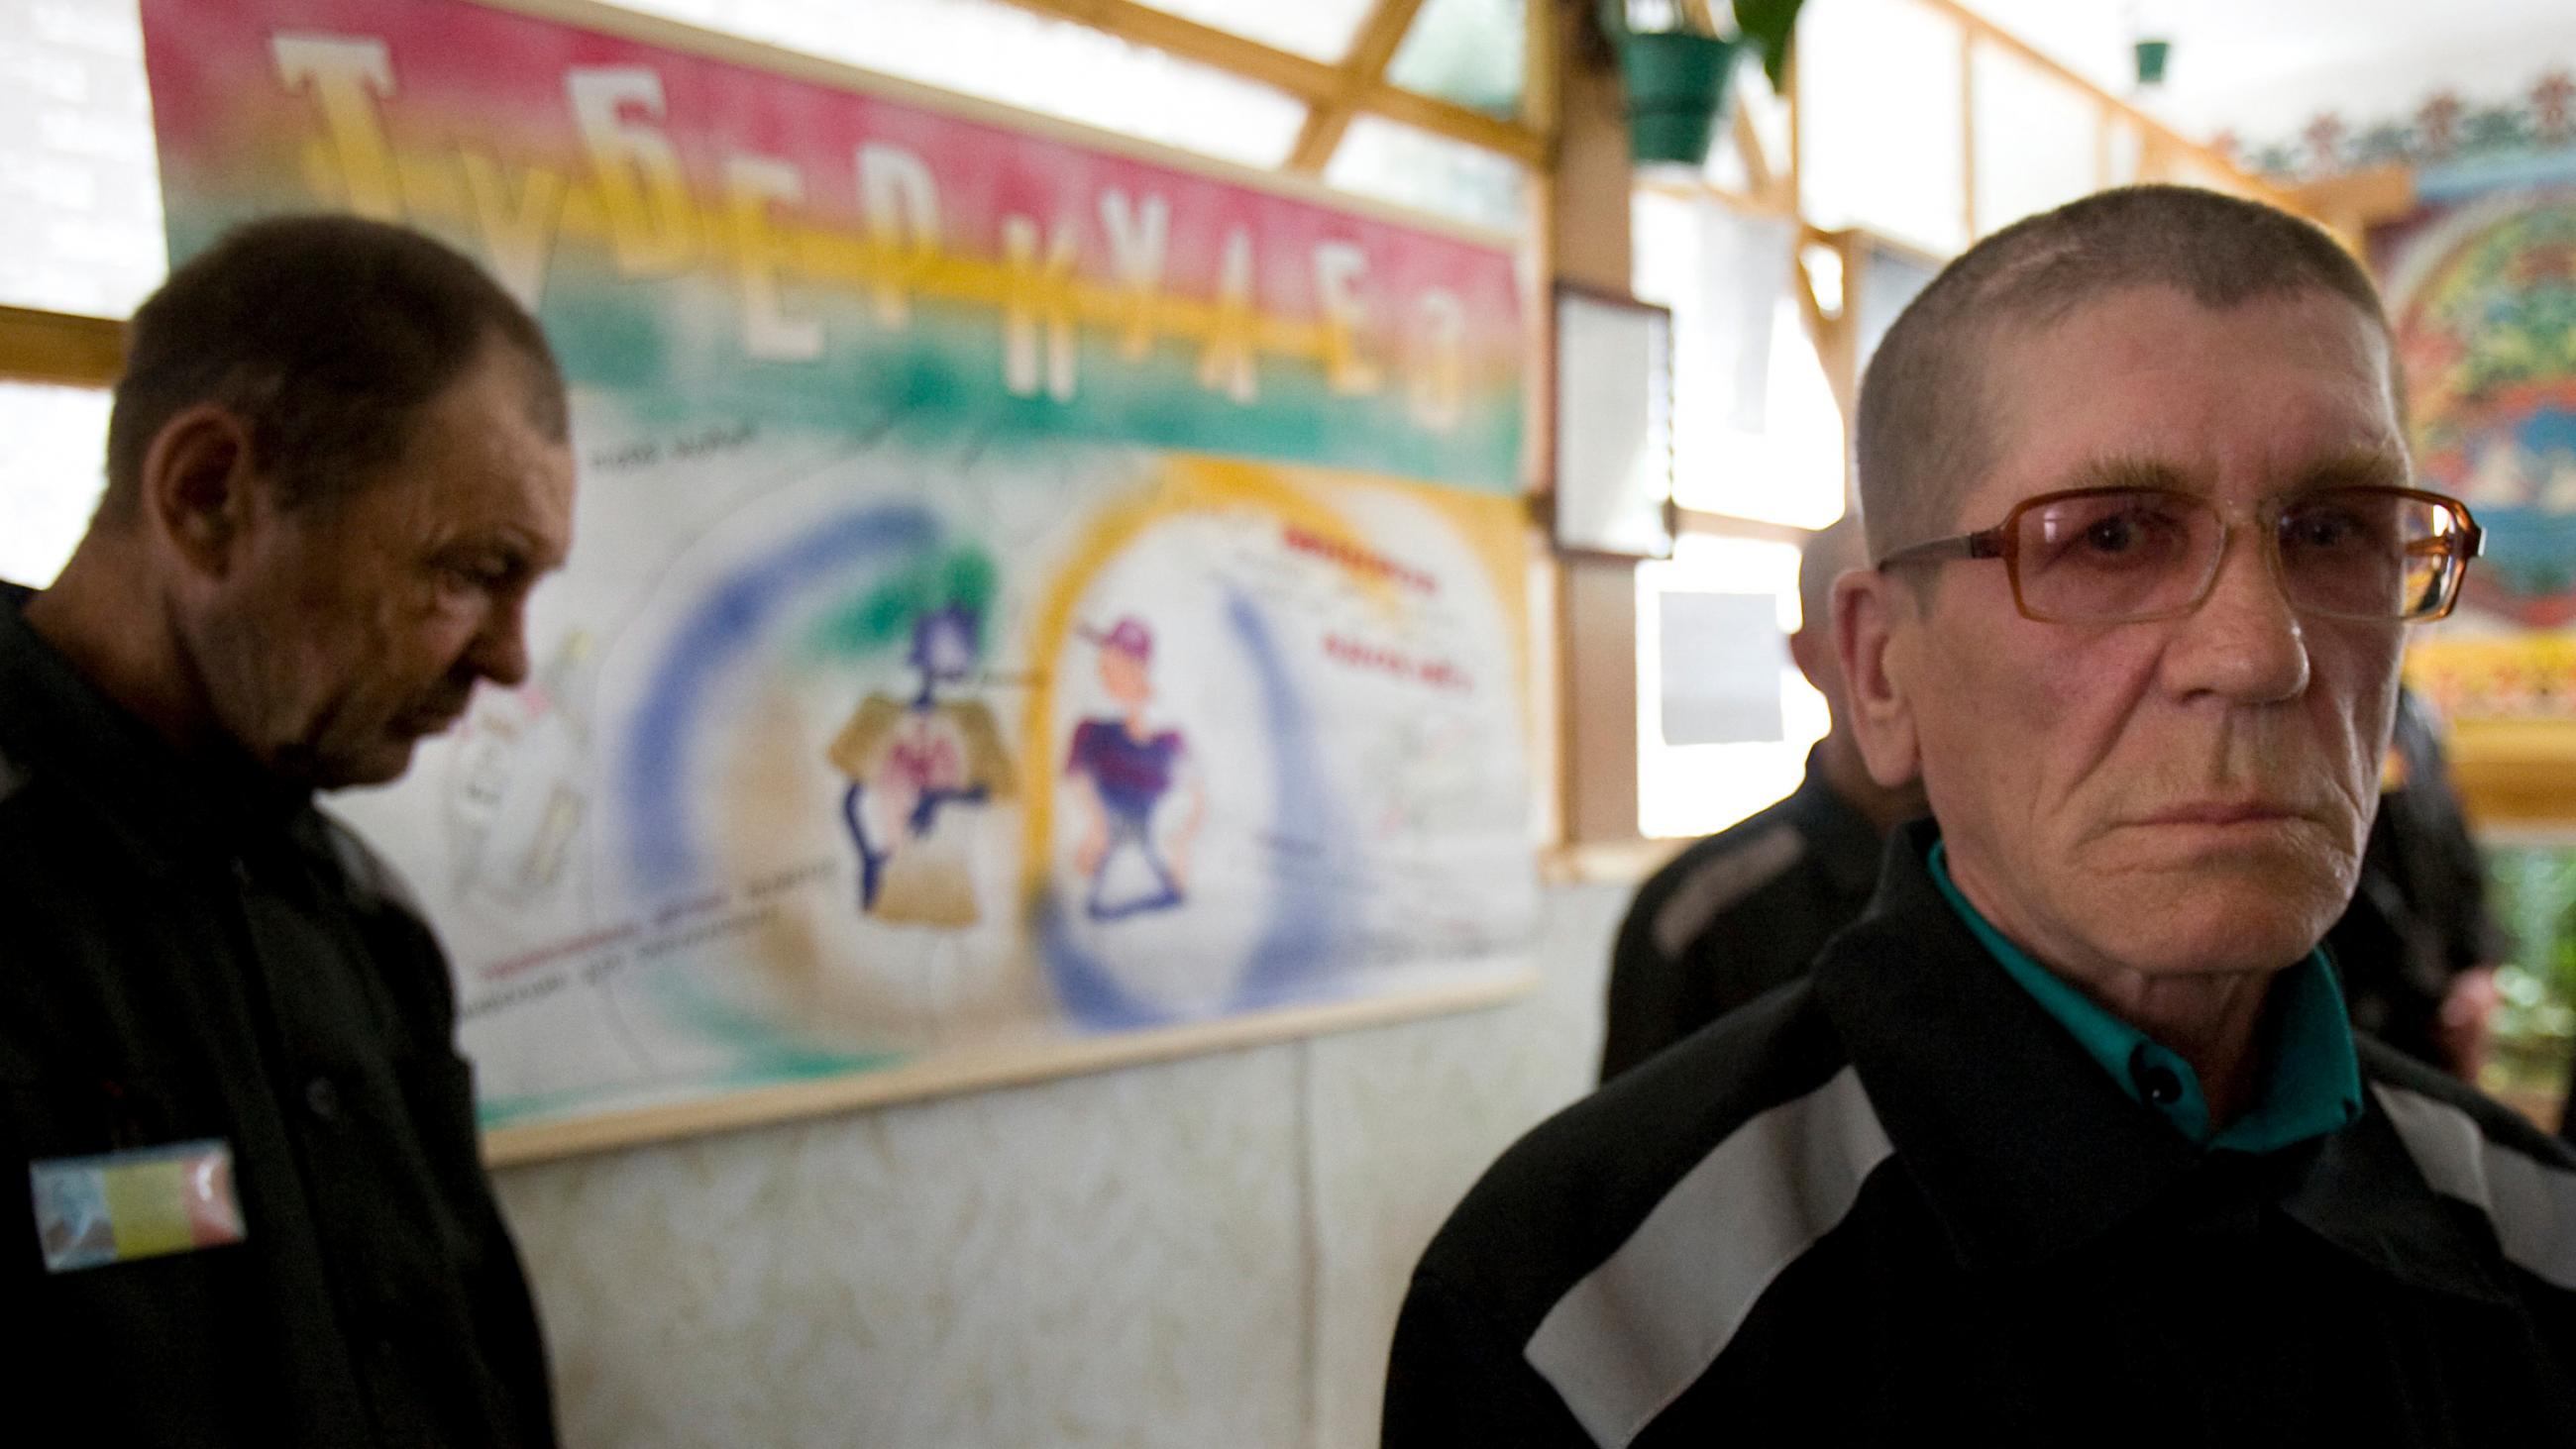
[1854, 185, 2391, 563]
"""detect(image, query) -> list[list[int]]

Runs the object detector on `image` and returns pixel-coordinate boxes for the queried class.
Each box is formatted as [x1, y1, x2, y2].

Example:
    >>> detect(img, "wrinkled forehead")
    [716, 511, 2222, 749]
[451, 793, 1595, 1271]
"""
[418, 354, 577, 538]
[1959, 286, 2405, 527]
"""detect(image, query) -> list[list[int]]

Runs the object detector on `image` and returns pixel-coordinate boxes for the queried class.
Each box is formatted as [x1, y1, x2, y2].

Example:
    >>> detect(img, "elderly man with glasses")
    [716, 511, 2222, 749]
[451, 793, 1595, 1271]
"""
[1383, 186, 2576, 1448]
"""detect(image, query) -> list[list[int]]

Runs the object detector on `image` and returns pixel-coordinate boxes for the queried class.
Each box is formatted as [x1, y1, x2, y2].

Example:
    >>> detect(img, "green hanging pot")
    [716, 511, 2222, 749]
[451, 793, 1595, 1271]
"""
[2134, 38, 2171, 87]
[1619, 30, 1743, 165]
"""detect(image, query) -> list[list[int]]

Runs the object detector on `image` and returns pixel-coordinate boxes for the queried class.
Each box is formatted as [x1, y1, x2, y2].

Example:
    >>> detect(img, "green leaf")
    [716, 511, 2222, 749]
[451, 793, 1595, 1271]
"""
[1732, 0, 1804, 88]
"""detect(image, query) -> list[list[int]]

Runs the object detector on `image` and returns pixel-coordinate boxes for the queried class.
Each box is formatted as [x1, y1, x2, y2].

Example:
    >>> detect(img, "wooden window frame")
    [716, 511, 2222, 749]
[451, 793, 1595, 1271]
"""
[1545, 0, 2341, 883]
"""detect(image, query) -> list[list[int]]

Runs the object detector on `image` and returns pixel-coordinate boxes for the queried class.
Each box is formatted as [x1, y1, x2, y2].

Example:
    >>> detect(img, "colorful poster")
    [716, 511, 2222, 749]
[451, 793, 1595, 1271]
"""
[139, 0, 1538, 1152]
[2374, 155, 2576, 719]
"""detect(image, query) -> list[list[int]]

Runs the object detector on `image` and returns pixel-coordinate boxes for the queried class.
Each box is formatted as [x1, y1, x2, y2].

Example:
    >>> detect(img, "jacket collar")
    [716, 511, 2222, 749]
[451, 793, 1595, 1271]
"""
[0, 581, 318, 878]
[1924, 840, 2363, 1151]
[1780, 746, 1883, 899]
[1813, 819, 2510, 1303]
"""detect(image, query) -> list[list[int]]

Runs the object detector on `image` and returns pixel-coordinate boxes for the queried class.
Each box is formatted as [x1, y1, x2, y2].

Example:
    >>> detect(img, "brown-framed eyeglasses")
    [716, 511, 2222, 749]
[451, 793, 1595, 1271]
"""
[1875, 485, 2485, 625]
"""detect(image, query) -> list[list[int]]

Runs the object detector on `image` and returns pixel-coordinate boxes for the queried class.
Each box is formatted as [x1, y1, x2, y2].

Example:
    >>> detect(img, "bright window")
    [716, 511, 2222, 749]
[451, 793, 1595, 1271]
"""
[1631, 191, 1845, 529]
[600, 0, 1310, 169]
[1326, 116, 1531, 234]
[1970, 44, 2099, 236]
[1387, 0, 1527, 119]
[1850, 236, 1940, 380]
[1147, 0, 1379, 60]
[2103, 113, 2145, 188]
[0, 382, 112, 588]
[1635, 532, 1827, 839]
[0, 0, 166, 317]
[1795, 0, 1970, 256]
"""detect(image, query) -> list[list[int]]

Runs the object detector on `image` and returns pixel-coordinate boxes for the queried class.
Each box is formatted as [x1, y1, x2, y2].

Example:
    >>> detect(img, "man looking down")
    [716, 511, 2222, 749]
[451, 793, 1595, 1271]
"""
[1, 215, 569, 1446]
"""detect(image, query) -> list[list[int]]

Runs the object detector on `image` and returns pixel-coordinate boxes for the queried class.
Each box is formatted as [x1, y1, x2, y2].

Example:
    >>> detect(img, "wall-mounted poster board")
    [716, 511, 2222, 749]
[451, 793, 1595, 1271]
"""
[138, 0, 1538, 1163]
[1551, 285, 1674, 559]
[2373, 155, 2576, 728]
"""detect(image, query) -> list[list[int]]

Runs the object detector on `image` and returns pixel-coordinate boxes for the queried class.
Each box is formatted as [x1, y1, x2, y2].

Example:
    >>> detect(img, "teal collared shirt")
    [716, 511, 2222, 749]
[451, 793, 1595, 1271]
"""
[1927, 843, 2362, 1153]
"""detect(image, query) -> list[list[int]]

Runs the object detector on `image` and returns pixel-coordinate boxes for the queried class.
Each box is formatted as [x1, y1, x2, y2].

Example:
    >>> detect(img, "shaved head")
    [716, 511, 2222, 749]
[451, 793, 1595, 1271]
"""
[1854, 185, 2392, 562]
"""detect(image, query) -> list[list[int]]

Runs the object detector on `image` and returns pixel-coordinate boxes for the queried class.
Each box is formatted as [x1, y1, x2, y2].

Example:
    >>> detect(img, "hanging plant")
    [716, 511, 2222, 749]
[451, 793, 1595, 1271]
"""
[1730, 0, 1804, 89]
[1601, 1, 1808, 166]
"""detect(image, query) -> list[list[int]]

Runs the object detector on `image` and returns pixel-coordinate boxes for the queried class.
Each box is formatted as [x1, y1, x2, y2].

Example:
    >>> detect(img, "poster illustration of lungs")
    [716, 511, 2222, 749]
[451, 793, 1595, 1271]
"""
[139, 0, 1537, 1155]
[2372, 154, 2576, 719]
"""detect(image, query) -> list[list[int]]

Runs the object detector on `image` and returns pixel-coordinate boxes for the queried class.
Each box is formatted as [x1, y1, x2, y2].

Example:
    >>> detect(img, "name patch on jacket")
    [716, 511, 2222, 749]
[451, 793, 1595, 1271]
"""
[30, 1139, 245, 1273]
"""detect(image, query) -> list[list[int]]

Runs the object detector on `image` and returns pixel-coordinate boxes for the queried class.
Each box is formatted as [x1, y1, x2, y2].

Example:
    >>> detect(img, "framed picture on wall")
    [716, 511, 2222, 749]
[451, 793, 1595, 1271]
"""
[1551, 284, 1676, 560]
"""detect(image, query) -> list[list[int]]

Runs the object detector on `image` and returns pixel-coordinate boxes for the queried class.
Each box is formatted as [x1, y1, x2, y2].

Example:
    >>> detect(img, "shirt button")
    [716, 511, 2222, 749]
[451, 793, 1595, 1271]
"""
[2132, 1057, 2185, 1106]
[304, 1075, 342, 1121]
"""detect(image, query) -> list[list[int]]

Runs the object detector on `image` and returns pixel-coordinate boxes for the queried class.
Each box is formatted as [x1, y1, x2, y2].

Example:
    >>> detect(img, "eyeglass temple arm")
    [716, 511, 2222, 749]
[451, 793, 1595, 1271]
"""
[2405, 525, 2485, 560]
[1875, 528, 2006, 569]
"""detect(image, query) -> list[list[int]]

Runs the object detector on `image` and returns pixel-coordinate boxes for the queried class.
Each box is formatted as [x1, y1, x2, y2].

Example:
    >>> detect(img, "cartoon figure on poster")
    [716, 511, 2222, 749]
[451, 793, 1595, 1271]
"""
[828, 604, 1017, 928]
[1064, 616, 1206, 922]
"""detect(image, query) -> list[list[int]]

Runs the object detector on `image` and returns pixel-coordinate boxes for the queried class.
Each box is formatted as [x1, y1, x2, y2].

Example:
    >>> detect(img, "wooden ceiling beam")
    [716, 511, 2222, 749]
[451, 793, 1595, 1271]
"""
[1364, 84, 1545, 162]
[1909, 0, 2299, 213]
[2287, 162, 2416, 242]
[1729, 102, 1779, 208]
[1286, 0, 1431, 174]
[996, 0, 1543, 165]
[0, 305, 122, 388]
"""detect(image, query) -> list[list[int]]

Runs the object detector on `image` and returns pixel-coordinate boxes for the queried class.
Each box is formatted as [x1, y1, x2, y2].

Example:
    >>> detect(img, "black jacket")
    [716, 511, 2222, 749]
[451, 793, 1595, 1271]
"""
[1391, 822, 2576, 1448]
[1600, 749, 1878, 1082]
[0, 584, 556, 1447]
[2325, 687, 2507, 1068]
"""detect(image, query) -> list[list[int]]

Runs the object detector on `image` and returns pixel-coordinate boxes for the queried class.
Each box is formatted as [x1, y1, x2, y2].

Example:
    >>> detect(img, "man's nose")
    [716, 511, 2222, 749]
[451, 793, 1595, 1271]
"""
[2163, 530, 2310, 702]
[471, 594, 533, 688]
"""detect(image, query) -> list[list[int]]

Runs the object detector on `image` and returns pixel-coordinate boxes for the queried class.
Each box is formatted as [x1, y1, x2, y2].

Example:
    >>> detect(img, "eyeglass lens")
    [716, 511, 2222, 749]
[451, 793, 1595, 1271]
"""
[2013, 488, 2467, 623]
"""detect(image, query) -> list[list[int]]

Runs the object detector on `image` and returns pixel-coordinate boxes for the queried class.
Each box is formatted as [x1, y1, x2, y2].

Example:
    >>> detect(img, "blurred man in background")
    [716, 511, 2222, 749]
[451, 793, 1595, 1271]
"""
[2329, 686, 2505, 1077]
[1599, 516, 1924, 1081]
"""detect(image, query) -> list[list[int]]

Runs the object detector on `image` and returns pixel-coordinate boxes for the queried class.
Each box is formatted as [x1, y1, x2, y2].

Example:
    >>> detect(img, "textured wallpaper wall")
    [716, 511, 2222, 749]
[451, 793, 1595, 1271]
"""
[492, 881, 1629, 1449]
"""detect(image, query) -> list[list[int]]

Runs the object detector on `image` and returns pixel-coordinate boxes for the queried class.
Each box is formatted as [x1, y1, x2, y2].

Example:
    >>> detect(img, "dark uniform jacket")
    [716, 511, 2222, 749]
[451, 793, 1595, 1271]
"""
[1600, 749, 1878, 1082]
[0, 584, 556, 1447]
[2326, 688, 2508, 1068]
[1389, 823, 2576, 1448]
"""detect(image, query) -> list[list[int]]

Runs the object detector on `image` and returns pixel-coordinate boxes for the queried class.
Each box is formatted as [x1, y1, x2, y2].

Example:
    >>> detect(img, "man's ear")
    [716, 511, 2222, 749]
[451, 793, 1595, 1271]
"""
[1832, 569, 1922, 789]
[1786, 622, 1831, 698]
[139, 405, 262, 581]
